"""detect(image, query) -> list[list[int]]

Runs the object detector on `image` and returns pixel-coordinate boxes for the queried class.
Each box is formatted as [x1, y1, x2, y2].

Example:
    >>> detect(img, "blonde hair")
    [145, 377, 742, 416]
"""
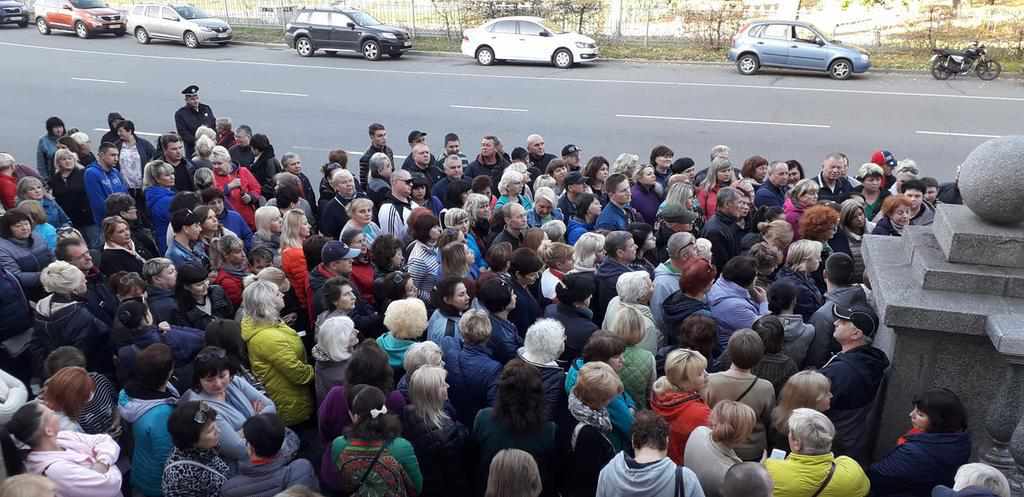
[143, 160, 175, 188]
[664, 182, 695, 208]
[254, 206, 282, 235]
[460, 309, 492, 345]
[701, 157, 733, 191]
[194, 134, 215, 159]
[539, 242, 573, 268]
[410, 365, 450, 430]
[655, 348, 707, 394]
[402, 341, 442, 377]
[383, 298, 428, 339]
[785, 239, 822, 272]
[610, 305, 645, 347]
[788, 178, 819, 201]
[572, 232, 605, 270]
[70, 131, 89, 145]
[0, 474, 57, 497]
[533, 187, 556, 208]
[16, 176, 48, 203]
[346, 198, 374, 219]
[194, 125, 216, 142]
[242, 280, 284, 323]
[463, 193, 491, 224]
[279, 209, 309, 249]
[53, 148, 81, 173]
[485, 449, 542, 497]
[533, 175, 557, 193]
[498, 169, 524, 196]
[610, 153, 640, 179]
[772, 371, 831, 433]
[710, 400, 757, 446]
[573, 361, 623, 409]
[209, 145, 231, 164]
[244, 266, 291, 293]
[758, 219, 794, 248]
[40, 261, 85, 295]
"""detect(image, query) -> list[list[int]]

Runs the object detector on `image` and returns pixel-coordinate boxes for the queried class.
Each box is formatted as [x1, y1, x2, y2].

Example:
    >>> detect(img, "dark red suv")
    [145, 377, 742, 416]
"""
[35, 0, 125, 38]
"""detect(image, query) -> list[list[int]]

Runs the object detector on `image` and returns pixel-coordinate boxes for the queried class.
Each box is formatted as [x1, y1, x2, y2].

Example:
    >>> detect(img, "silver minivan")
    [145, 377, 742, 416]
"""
[127, 3, 231, 48]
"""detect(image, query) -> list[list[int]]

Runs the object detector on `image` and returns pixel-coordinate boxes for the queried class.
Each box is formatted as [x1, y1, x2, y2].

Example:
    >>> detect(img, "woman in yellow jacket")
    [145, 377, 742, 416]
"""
[764, 408, 869, 497]
[240, 280, 315, 427]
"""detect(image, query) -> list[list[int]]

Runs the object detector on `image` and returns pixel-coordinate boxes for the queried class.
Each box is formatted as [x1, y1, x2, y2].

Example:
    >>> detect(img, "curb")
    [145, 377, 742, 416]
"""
[231, 39, 1020, 77]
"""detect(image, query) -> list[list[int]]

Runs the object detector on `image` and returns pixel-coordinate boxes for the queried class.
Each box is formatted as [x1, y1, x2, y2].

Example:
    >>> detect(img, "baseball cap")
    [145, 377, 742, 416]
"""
[407, 130, 427, 143]
[181, 84, 199, 96]
[561, 144, 582, 156]
[660, 204, 698, 225]
[321, 240, 361, 264]
[671, 157, 696, 173]
[410, 172, 430, 187]
[832, 303, 878, 337]
[565, 171, 586, 186]
[871, 149, 897, 169]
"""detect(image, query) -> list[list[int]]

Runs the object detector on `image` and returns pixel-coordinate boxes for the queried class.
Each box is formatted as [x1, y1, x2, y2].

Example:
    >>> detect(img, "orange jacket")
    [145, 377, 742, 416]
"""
[281, 247, 313, 324]
[650, 389, 711, 465]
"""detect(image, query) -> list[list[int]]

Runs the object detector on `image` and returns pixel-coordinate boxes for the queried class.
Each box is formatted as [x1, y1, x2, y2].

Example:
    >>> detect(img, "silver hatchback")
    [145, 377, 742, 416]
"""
[127, 4, 231, 48]
[727, 20, 871, 80]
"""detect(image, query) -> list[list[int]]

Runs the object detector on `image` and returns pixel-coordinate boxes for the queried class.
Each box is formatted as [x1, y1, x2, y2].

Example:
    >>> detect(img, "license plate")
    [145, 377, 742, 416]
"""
[404, 41, 411, 46]
[108, 23, 121, 28]
[217, 33, 228, 38]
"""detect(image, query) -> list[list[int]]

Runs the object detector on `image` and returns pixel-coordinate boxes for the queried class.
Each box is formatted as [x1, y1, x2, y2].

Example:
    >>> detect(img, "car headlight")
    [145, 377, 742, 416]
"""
[575, 42, 595, 49]
[200, 26, 214, 31]
[381, 32, 396, 39]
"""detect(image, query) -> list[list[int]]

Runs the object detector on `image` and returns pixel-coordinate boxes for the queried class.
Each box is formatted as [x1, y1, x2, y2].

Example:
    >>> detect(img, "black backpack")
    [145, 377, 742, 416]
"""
[0, 268, 32, 343]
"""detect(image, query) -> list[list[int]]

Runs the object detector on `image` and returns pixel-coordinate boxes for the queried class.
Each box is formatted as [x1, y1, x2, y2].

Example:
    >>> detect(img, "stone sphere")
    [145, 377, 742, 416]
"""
[959, 136, 1024, 225]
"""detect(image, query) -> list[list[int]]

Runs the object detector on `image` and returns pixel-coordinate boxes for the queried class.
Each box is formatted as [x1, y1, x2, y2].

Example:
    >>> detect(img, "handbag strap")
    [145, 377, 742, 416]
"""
[735, 376, 759, 403]
[809, 462, 837, 497]
[674, 465, 686, 497]
[353, 443, 388, 493]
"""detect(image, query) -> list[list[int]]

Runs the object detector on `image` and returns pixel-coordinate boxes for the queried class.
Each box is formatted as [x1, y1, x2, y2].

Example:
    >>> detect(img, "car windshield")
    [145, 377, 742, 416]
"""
[174, 5, 209, 19]
[347, 11, 380, 26]
[70, 0, 107, 8]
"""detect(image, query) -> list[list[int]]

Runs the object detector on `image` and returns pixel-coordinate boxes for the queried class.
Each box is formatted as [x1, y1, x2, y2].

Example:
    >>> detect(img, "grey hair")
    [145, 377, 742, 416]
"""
[498, 169, 524, 196]
[533, 175, 557, 193]
[787, 408, 834, 455]
[716, 186, 743, 210]
[610, 153, 640, 179]
[524, 318, 566, 364]
[402, 341, 443, 377]
[143, 160, 175, 188]
[0, 153, 15, 169]
[506, 162, 528, 175]
[369, 152, 391, 174]
[573, 232, 605, 270]
[533, 187, 556, 208]
[280, 152, 301, 168]
[141, 257, 174, 283]
[254, 206, 281, 234]
[823, 152, 846, 165]
[275, 171, 301, 190]
[540, 220, 566, 243]
[444, 208, 469, 229]
[710, 144, 731, 161]
[463, 193, 491, 224]
[194, 125, 216, 142]
[194, 135, 215, 159]
[208, 145, 230, 164]
[70, 132, 89, 145]
[317, 316, 357, 362]
[40, 261, 85, 295]
[193, 167, 214, 190]
[242, 280, 284, 323]
[616, 271, 652, 304]
[953, 463, 1010, 497]
[459, 309, 492, 345]
[894, 160, 919, 178]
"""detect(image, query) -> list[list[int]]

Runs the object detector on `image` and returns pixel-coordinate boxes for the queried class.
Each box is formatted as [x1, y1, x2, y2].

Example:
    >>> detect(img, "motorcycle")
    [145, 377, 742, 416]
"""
[930, 41, 1002, 81]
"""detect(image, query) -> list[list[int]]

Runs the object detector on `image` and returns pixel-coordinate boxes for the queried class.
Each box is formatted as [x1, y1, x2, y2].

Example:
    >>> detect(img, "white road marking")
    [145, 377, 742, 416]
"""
[450, 105, 528, 112]
[5, 41, 1022, 103]
[915, 130, 1002, 139]
[617, 114, 831, 129]
[72, 77, 126, 84]
[240, 89, 309, 97]
[92, 127, 161, 137]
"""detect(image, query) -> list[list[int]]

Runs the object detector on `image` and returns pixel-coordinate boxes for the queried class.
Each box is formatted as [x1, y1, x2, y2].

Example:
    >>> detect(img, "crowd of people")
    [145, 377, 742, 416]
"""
[0, 83, 1004, 497]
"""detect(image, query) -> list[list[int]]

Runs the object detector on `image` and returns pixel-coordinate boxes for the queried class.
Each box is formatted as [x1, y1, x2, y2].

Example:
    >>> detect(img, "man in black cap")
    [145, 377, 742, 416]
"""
[557, 171, 587, 218]
[654, 204, 698, 262]
[526, 134, 555, 172]
[561, 144, 582, 172]
[174, 84, 216, 159]
[401, 130, 436, 172]
[807, 253, 869, 369]
[821, 301, 889, 464]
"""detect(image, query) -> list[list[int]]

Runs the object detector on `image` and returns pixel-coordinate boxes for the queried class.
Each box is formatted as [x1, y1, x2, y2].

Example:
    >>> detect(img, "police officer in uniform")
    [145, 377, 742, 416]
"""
[173, 84, 216, 159]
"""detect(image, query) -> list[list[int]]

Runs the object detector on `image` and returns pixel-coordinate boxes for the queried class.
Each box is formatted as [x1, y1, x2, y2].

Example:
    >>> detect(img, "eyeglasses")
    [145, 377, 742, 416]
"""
[193, 400, 212, 424]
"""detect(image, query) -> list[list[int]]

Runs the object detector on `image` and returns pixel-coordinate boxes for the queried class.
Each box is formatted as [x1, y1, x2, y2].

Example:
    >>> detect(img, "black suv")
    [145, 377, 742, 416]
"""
[285, 7, 411, 60]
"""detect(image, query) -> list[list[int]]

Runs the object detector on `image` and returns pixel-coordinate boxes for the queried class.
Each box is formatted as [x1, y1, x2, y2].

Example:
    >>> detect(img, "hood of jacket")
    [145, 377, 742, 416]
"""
[650, 389, 704, 419]
[653, 262, 679, 283]
[707, 278, 752, 306]
[824, 285, 869, 308]
[34, 294, 80, 319]
[118, 383, 179, 423]
[599, 452, 678, 496]
[596, 258, 632, 280]
[779, 314, 812, 341]
[377, 333, 414, 367]
[904, 431, 972, 465]
[662, 291, 709, 324]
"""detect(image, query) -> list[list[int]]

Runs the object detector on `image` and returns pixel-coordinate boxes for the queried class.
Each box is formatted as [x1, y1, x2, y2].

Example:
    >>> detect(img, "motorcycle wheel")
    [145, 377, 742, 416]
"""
[977, 60, 1002, 81]
[931, 60, 952, 80]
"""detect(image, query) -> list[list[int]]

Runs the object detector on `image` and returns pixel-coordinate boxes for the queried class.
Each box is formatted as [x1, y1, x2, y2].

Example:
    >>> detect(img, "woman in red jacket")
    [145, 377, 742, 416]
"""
[696, 158, 734, 222]
[280, 208, 313, 325]
[0, 153, 18, 209]
[211, 146, 261, 229]
[650, 348, 711, 465]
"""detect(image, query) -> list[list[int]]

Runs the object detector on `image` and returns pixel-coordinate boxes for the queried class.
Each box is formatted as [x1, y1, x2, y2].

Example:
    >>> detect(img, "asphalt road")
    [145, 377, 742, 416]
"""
[1, 24, 1022, 183]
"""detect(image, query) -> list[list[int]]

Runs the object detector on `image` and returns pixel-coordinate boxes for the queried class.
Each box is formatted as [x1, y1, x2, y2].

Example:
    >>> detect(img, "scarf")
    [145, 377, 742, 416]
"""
[220, 262, 250, 279]
[568, 391, 612, 433]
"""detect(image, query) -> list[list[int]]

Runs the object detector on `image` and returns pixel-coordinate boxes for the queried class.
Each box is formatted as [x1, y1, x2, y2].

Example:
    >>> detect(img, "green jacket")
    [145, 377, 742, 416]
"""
[241, 317, 314, 426]
[331, 436, 423, 495]
[619, 345, 656, 409]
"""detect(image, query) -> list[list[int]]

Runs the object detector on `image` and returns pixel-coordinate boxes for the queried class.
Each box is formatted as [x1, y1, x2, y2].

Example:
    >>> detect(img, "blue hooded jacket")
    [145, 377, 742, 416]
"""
[707, 278, 769, 352]
[145, 186, 176, 254]
[84, 162, 128, 225]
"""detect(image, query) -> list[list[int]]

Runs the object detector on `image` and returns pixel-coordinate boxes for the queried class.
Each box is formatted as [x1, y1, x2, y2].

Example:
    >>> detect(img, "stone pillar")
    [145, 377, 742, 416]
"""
[984, 361, 1024, 491]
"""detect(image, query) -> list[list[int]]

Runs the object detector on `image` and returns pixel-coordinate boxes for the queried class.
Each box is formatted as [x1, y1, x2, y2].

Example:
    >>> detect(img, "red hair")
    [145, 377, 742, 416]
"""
[882, 194, 914, 217]
[799, 205, 841, 242]
[680, 257, 717, 295]
[43, 367, 95, 419]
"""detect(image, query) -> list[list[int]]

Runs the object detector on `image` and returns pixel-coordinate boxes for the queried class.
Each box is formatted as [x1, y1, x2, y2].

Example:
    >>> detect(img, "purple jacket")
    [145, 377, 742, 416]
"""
[318, 384, 406, 492]
[630, 183, 661, 226]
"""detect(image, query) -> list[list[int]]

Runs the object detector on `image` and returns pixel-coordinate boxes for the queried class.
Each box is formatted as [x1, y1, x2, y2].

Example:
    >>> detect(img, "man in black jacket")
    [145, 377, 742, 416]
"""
[159, 134, 194, 191]
[701, 187, 744, 272]
[813, 153, 855, 204]
[593, 231, 638, 326]
[526, 134, 556, 173]
[467, 135, 509, 195]
[358, 123, 393, 187]
[173, 85, 215, 159]
[55, 238, 117, 325]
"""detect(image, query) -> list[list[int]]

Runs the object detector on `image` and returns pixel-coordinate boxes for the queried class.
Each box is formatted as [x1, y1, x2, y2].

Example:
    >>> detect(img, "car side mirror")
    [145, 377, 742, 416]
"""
[539, 30, 551, 37]
[346, 21, 355, 28]
[62, 4, 72, 10]
[815, 37, 825, 46]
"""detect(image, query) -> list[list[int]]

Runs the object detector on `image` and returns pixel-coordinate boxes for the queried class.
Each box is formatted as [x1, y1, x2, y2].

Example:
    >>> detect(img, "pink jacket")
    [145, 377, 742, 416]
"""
[25, 431, 123, 497]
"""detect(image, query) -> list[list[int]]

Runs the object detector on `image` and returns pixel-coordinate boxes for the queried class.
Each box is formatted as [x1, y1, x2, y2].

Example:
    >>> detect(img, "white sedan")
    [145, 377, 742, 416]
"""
[461, 16, 598, 69]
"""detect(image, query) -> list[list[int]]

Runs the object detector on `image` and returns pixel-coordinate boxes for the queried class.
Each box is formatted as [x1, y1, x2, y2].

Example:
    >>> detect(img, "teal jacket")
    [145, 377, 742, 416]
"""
[377, 332, 415, 369]
[118, 386, 178, 497]
[331, 436, 423, 495]
[565, 358, 635, 452]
